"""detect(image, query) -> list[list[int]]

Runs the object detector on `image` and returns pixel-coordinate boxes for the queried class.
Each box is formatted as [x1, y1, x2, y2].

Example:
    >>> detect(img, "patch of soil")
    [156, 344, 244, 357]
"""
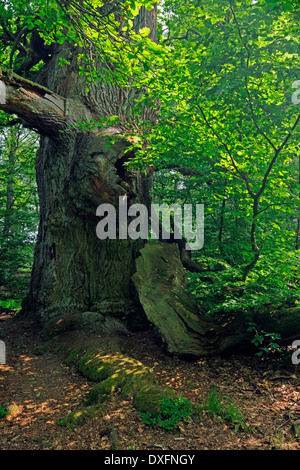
[0, 313, 300, 451]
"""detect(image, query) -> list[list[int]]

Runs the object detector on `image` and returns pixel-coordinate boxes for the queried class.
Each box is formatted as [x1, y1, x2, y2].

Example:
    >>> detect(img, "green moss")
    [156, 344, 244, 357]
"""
[77, 354, 114, 382]
[134, 385, 176, 416]
[71, 347, 154, 387]
[85, 376, 125, 405]
[65, 346, 84, 365]
[84, 384, 107, 405]
[96, 375, 124, 396]
[120, 372, 155, 400]
[66, 344, 187, 418]
[57, 406, 103, 430]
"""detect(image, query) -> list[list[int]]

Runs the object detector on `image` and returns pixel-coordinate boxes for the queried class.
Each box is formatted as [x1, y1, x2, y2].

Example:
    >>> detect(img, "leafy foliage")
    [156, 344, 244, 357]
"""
[1, 0, 300, 347]
[145, 0, 300, 326]
[206, 387, 249, 431]
[0, 404, 9, 419]
[0, 120, 39, 311]
[138, 395, 193, 430]
[247, 321, 282, 356]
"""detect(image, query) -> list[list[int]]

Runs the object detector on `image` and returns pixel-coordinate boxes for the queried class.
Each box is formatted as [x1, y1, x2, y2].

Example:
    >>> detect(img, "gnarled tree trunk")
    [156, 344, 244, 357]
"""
[0, 7, 157, 331]
[133, 242, 300, 358]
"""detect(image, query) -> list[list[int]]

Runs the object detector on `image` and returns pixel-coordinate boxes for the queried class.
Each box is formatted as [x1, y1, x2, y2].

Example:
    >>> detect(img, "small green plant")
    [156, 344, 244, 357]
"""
[270, 430, 285, 450]
[206, 388, 249, 432]
[247, 321, 282, 357]
[0, 405, 9, 419]
[138, 395, 193, 430]
[0, 299, 22, 312]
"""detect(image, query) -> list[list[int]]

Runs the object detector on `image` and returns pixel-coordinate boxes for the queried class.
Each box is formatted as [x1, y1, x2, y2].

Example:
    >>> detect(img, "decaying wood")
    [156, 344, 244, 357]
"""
[132, 242, 300, 358]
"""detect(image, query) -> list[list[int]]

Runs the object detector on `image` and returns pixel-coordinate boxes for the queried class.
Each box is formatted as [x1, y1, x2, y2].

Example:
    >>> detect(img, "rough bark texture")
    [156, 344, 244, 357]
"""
[132, 243, 300, 358]
[22, 132, 148, 327]
[0, 7, 157, 331]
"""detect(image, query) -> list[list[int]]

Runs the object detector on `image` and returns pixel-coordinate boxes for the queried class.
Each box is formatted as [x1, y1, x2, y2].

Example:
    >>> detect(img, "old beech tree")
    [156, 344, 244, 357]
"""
[1, 0, 300, 358]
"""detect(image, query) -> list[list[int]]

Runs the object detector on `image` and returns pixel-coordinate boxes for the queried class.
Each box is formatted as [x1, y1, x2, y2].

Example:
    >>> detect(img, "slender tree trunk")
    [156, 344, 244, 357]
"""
[0, 129, 16, 285]
[3, 128, 18, 237]
[296, 155, 300, 251]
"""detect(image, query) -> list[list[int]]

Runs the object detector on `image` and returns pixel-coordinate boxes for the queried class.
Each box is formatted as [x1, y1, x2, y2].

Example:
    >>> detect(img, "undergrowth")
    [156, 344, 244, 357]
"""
[0, 405, 9, 419]
[205, 387, 250, 432]
[138, 395, 193, 430]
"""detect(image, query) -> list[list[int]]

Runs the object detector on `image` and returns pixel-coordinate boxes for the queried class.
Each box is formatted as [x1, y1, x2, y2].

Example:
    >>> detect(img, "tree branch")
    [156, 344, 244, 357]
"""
[0, 70, 88, 139]
[196, 103, 255, 199]
[229, 0, 277, 153]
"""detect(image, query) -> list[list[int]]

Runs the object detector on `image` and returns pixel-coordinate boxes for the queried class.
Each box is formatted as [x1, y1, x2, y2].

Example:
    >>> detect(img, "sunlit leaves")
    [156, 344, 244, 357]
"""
[139, 0, 300, 293]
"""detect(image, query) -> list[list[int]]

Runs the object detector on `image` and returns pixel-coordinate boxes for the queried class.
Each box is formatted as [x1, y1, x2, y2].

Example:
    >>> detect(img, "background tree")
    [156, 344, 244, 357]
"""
[134, 0, 300, 313]
[0, 119, 39, 311]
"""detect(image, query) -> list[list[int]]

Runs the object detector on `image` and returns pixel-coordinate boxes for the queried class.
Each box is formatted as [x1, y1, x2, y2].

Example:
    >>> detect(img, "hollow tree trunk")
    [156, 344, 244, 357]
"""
[0, 7, 157, 330]
[22, 132, 147, 327]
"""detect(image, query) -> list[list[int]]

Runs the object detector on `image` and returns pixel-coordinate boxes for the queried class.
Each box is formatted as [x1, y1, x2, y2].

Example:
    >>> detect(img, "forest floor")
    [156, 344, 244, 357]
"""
[0, 311, 300, 452]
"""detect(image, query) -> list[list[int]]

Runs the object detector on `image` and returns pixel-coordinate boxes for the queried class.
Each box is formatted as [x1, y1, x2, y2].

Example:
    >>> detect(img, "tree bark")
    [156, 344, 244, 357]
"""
[0, 8, 157, 330]
[132, 242, 300, 358]
[21, 132, 148, 327]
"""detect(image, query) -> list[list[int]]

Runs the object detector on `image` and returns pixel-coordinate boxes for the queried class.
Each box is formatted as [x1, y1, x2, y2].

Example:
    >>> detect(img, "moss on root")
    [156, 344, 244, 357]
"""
[66, 344, 176, 417]
[134, 385, 176, 416]
[57, 406, 104, 430]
